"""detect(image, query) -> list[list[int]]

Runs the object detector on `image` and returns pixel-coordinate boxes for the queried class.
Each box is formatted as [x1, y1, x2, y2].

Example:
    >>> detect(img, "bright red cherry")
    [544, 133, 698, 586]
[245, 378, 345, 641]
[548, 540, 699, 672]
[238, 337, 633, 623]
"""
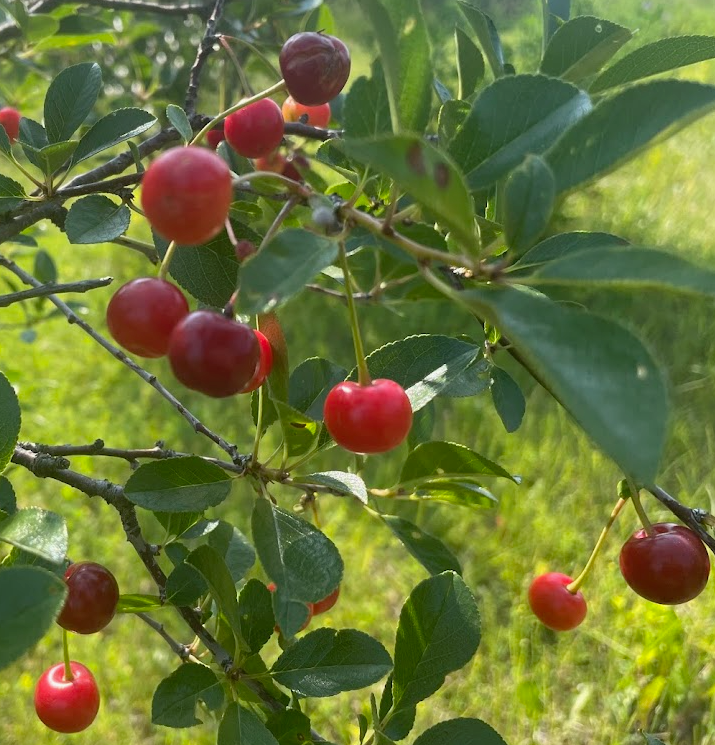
[206, 121, 225, 150]
[267, 582, 312, 633]
[34, 662, 100, 733]
[282, 96, 331, 128]
[528, 572, 587, 631]
[323, 379, 413, 454]
[240, 330, 274, 393]
[106, 278, 189, 358]
[255, 151, 287, 174]
[224, 99, 284, 159]
[311, 585, 340, 615]
[0, 106, 21, 143]
[279, 32, 351, 106]
[168, 310, 260, 397]
[141, 146, 233, 245]
[57, 561, 120, 635]
[619, 522, 710, 604]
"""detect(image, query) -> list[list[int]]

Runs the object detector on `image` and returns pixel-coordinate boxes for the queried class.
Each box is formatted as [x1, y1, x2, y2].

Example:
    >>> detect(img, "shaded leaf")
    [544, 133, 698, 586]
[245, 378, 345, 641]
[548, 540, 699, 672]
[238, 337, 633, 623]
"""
[207, 521, 256, 583]
[44, 62, 102, 143]
[300, 471, 368, 503]
[413, 718, 508, 745]
[455, 26, 485, 100]
[116, 594, 164, 613]
[0, 372, 21, 473]
[0, 508, 67, 564]
[65, 195, 130, 244]
[490, 366, 525, 433]
[237, 578, 274, 654]
[289, 357, 348, 421]
[151, 663, 223, 728]
[71, 108, 157, 165]
[218, 702, 279, 745]
[457, 2, 504, 78]
[382, 514, 462, 575]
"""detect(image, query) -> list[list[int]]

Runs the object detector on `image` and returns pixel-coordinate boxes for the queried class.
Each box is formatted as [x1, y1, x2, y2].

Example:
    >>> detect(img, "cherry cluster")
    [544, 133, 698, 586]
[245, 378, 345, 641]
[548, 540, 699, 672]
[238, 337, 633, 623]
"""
[35, 562, 119, 733]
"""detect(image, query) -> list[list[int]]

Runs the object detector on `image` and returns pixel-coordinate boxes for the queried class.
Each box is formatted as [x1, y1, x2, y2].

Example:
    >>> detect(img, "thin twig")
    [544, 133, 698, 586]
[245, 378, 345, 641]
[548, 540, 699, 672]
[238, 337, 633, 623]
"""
[184, 0, 226, 116]
[0, 277, 112, 307]
[284, 122, 343, 141]
[136, 613, 192, 661]
[649, 484, 715, 554]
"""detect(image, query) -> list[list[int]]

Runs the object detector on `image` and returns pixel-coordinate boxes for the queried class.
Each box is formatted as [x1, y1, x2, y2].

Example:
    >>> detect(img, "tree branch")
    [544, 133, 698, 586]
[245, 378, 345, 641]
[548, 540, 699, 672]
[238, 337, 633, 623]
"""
[136, 612, 192, 661]
[284, 122, 344, 141]
[649, 484, 715, 554]
[0, 277, 112, 307]
[184, 0, 226, 116]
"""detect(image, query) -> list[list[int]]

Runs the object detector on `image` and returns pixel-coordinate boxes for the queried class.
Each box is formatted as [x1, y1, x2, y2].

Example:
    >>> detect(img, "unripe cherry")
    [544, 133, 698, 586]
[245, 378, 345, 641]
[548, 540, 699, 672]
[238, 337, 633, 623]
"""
[224, 99, 284, 159]
[282, 96, 331, 128]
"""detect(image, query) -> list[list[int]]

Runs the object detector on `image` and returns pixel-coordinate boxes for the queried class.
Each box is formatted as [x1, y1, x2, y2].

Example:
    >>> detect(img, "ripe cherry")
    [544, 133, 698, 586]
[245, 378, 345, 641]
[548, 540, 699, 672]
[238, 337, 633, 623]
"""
[255, 151, 287, 174]
[57, 561, 120, 635]
[0, 106, 21, 143]
[206, 121, 225, 150]
[282, 96, 331, 128]
[141, 146, 233, 245]
[241, 330, 274, 393]
[168, 310, 260, 397]
[619, 522, 710, 604]
[106, 278, 189, 358]
[528, 572, 587, 631]
[323, 379, 413, 454]
[279, 32, 351, 106]
[311, 585, 340, 615]
[224, 99, 284, 159]
[267, 582, 313, 633]
[34, 662, 100, 733]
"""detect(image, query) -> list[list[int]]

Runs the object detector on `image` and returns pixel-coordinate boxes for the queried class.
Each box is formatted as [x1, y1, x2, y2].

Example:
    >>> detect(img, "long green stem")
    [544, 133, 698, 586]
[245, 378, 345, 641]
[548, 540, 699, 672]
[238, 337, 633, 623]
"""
[157, 241, 177, 280]
[339, 243, 371, 386]
[62, 629, 74, 681]
[630, 481, 654, 535]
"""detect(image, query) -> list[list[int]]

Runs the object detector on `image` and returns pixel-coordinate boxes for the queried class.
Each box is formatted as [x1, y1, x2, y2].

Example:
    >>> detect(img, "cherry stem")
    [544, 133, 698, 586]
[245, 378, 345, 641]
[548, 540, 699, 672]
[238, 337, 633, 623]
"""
[338, 243, 371, 386]
[190, 78, 287, 146]
[630, 481, 655, 536]
[567, 497, 628, 594]
[62, 629, 74, 682]
[157, 240, 177, 280]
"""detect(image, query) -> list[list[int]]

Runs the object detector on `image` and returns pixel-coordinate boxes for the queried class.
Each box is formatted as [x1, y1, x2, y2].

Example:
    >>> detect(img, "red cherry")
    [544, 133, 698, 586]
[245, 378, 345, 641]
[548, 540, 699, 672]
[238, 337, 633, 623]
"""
[528, 573, 587, 631]
[168, 310, 260, 397]
[141, 146, 233, 245]
[106, 278, 189, 358]
[311, 585, 340, 615]
[240, 330, 274, 393]
[282, 96, 331, 128]
[234, 239, 256, 261]
[224, 99, 284, 159]
[279, 32, 351, 106]
[619, 522, 710, 604]
[57, 562, 120, 635]
[267, 582, 312, 633]
[34, 662, 100, 733]
[206, 122, 225, 150]
[0, 106, 21, 143]
[323, 379, 413, 454]
[255, 151, 287, 174]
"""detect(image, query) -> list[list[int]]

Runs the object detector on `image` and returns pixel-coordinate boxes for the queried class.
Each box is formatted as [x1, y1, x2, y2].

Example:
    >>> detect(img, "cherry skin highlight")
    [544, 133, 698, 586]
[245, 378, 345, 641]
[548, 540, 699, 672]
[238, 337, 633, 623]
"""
[34, 662, 100, 733]
[528, 572, 587, 631]
[241, 330, 274, 393]
[224, 99, 284, 159]
[57, 561, 120, 635]
[168, 311, 260, 397]
[206, 122, 225, 150]
[619, 522, 710, 604]
[106, 278, 189, 358]
[141, 146, 233, 245]
[0, 106, 21, 142]
[311, 585, 340, 615]
[323, 379, 413, 454]
[279, 32, 351, 106]
[282, 96, 331, 128]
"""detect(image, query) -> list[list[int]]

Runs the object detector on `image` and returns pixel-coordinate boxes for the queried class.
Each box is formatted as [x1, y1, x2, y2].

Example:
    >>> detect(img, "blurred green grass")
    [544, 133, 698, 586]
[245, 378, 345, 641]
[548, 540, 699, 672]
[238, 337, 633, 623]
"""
[4, 1, 715, 744]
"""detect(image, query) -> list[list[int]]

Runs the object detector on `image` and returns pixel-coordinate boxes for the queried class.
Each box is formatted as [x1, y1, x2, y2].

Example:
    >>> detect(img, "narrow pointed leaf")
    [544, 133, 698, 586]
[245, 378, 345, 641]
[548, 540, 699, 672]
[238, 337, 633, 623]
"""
[455, 26, 485, 100]
[457, 2, 504, 78]
[71, 108, 157, 165]
[382, 514, 462, 575]
[166, 104, 192, 143]
[300, 471, 368, 503]
[542, 0, 570, 45]
[116, 594, 165, 613]
[186, 545, 242, 633]
[0, 174, 25, 213]
[400, 441, 515, 482]
[490, 367, 525, 433]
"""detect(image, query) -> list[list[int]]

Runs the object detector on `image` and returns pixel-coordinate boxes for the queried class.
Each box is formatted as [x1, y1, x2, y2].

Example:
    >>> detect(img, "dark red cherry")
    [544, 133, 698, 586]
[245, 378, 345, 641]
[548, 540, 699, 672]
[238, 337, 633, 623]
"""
[57, 561, 120, 635]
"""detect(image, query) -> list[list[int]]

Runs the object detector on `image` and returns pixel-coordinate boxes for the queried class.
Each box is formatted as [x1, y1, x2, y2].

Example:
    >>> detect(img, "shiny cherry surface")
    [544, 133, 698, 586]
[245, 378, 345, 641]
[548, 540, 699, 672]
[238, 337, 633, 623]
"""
[0, 106, 21, 142]
[282, 96, 331, 128]
[57, 561, 120, 634]
[311, 585, 340, 615]
[206, 122, 225, 150]
[224, 99, 284, 159]
[528, 572, 587, 631]
[35, 662, 100, 733]
[240, 330, 274, 393]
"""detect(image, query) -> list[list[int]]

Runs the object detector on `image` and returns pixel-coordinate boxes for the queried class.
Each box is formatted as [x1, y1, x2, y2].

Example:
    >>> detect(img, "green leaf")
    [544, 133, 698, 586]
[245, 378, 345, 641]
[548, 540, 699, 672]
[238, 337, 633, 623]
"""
[641, 734, 666, 745]
[17, 117, 48, 170]
[155, 223, 260, 308]
[151, 663, 224, 728]
[265, 709, 313, 745]
[33, 249, 57, 284]
[0, 121, 11, 156]
[65, 194, 130, 244]
[379, 674, 416, 740]
[0, 508, 67, 563]
[0, 174, 26, 213]
[116, 594, 165, 613]
[382, 514, 462, 575]
[237, 229, 338, 314]
[457, 2, 504, 78]
[0, 566, 67, 670]
[185, 545, 242, 632]
[455, 26, 485, 100]
[408, 401, 435, 449]
[275, 401, 321, 458]
[71, 108, 157, 165]
[339, 136, 475, 248]
[0, 371, 21, 473]
[237, 578, 274, 655]
[490, 366, 525, 433]
[207, 521, 256, 584]
[545, 80, 715, 195]
[165, 561, 207, 606]
[0, 477, 16, 514]
[461, 284, 667, 483]
[288, 357, 348, 420]
[154, 511, 203, 542]
[449, 74, 591, 191]
[503, 154, 555, 255]
[28, 140, 77, 175]
[252, 499, 343, 637]
[44, 62, 102, 143]
[542, 0, 570, 45]
[413, 718, 508, 745]
[25, 14, 59, 42]
[438, 100, 470, 147]
[271, 628, 393, 697]
[591, 36, 715, 94]
[218, 702, 279, 745]
[403, 479, 497, 509]
[124, 456, 232, 513]
[540, 16, 632, 83]
[344, 62, 393, 139]
[300, 472, 368, 503]
[400, 441, 515, 483]
[166, 104, 192, 143]
[392, 572, 480, 711]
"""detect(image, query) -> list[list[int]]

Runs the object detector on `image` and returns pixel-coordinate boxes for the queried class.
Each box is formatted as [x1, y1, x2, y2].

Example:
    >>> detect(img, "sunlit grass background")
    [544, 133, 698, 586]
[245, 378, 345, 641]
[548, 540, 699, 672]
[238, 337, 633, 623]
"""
[3, 0, 715, 743]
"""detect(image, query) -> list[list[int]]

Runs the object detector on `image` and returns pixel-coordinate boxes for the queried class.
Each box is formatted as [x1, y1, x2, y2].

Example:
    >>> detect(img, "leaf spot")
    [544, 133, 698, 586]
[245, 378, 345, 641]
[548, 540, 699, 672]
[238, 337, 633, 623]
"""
[406, 142, 426, 175]
[434, 162, 450, 189]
